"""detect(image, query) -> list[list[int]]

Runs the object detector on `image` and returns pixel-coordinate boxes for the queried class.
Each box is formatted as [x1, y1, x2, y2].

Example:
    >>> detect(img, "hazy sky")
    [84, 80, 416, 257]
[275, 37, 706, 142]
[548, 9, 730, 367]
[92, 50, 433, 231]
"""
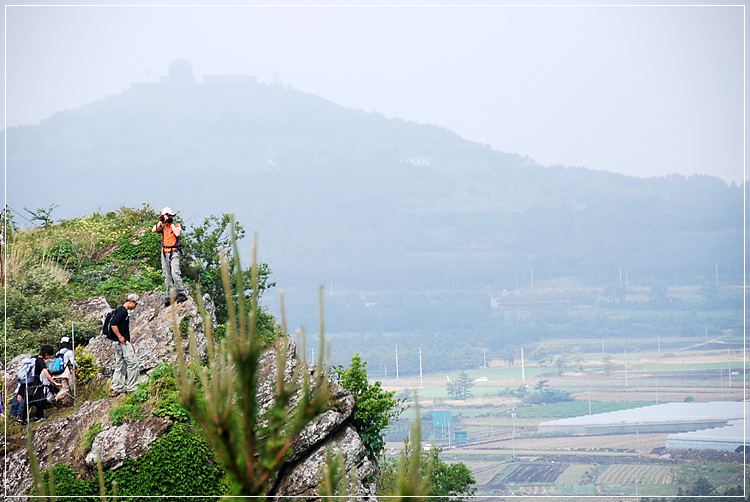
[3, 1, 745, 184]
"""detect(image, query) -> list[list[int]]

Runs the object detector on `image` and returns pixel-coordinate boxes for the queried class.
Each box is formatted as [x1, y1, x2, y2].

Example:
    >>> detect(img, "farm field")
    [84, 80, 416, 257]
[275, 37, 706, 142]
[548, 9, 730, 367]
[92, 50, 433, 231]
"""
[381, 338, 748, 497]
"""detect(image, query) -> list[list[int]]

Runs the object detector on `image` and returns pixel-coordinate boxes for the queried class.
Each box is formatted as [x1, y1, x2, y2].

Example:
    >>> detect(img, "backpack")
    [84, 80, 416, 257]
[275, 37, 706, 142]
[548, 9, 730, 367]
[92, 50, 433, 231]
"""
[16, 357, 36, 385]
[102, 309, 119, 341]
[48, 349, 69, 376]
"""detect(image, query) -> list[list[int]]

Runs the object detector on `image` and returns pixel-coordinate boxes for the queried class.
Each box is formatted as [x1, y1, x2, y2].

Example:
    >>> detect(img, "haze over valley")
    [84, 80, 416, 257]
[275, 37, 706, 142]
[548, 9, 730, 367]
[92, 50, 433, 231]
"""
[7, 63, 743, 373]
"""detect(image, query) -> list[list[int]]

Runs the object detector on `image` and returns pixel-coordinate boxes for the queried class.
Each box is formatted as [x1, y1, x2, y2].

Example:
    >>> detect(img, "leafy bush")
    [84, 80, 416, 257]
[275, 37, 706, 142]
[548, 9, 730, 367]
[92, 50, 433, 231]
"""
[109, 404, 145, 425]
[111, 232, 161, 266]
[523, 387, 573, 405]
[102, 422, 229, 500]
[40, 463, 94, 502]
[74, 346, 102, 383]
[41, 424, 229, 501]
[81, 422, 103, 451]
[334, 354, 406, 458]
[378, 437, 476, 501]
[121, 363, 191, 422]
[181, 213, 275, 326]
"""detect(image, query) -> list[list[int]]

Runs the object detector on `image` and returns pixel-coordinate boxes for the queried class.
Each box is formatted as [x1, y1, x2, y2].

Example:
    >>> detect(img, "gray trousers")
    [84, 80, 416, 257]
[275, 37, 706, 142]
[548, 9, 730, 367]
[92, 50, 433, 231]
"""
[112, 341, 140, 393]
[161, 250, 185, 297]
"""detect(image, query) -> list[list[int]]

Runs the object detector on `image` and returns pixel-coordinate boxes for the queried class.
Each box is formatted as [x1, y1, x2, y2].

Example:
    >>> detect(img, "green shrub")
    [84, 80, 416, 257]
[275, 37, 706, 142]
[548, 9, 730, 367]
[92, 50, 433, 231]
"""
[102, 422, 229, 500]
[334, 354, 406, 458]
[111, 232, 161, 266]
[110, 404, 145, 425]
[81, 422, 103, 451]
[41, 424, 229, 501]
[523, 388, 573, 405]
[75, 346, 102, 383]
[47, 238, 78, 266]
[40, 463, 96, 502]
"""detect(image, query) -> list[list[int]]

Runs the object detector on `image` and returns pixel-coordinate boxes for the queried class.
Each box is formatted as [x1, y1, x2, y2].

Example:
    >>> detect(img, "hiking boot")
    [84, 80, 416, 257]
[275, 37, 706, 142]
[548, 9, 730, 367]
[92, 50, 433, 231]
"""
[110, 389, 125, 397]
[18, 419, 27, 425]
[34, 416, 46, 423]
[176, 293, 189, 304]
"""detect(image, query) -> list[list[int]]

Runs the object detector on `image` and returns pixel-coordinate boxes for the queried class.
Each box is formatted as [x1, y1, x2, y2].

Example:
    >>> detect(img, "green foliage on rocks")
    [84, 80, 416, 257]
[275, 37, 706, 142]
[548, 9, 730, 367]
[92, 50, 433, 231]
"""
[181, 213, 275, 327]
[109, 404, 145, 425]
[334, 353, 406, 458]
[3, 205, 164, 359]
[377, 416, 476, 502]
[40, 423, 228, 501]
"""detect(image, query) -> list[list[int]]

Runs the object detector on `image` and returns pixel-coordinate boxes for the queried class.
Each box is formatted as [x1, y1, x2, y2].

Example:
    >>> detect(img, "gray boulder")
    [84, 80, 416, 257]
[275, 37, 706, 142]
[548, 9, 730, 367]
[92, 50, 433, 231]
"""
[5, 399, 119, 497]
[272, 425, 379, 501]
[85, 414, 172, 470]
[84, 289, 209, 378]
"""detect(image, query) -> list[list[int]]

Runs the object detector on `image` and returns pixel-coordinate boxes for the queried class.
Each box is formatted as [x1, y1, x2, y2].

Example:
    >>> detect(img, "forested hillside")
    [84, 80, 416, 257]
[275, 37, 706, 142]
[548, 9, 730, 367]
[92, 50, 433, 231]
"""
[7, 77, 743, 372]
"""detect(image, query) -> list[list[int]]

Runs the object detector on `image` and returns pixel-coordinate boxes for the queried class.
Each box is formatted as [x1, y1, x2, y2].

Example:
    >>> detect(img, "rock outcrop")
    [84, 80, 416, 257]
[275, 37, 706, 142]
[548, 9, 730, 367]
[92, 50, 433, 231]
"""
[84, 289, 209, 377]
[2, 300, 379, 501]
[5, 399, 117, 496]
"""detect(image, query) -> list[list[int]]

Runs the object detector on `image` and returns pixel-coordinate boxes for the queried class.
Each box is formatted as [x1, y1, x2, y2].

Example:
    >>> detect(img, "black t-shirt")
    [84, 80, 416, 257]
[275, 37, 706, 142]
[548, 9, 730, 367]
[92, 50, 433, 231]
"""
[110, 305, 131, 342]
[32, 356, 46, 385]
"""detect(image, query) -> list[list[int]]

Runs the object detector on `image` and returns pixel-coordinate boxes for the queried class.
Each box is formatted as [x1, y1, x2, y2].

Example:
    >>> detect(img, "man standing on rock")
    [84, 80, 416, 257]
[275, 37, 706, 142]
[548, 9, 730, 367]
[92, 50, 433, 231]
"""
[152, 207, 188, 306]
[110, 294, 141, 396]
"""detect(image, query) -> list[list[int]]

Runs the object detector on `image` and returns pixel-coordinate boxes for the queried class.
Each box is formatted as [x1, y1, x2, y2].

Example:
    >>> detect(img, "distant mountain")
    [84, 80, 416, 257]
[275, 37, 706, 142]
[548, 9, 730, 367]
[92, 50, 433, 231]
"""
[7, 77, 744, 335]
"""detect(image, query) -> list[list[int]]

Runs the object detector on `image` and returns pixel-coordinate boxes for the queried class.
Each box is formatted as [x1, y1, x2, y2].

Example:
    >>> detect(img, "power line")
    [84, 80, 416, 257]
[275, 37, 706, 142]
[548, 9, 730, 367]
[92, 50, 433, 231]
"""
[5, 205, 38, 227]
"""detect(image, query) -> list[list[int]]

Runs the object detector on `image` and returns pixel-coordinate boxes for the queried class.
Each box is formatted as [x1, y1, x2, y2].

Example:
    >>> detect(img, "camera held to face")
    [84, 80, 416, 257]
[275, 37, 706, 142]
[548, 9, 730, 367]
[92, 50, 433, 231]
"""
[160, 214, 174, 224]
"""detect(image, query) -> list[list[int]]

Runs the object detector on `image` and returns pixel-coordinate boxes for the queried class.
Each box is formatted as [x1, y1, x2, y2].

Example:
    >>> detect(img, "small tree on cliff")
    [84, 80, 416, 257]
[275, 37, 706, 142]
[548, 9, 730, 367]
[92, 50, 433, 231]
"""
[182, 213, 275, 327]
[334, 354, 406, 458]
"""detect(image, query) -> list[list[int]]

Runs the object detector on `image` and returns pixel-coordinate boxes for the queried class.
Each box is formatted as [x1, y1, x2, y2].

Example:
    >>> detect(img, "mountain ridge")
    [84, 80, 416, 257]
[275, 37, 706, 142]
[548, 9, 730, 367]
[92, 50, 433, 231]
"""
[7, 78, 743, 338]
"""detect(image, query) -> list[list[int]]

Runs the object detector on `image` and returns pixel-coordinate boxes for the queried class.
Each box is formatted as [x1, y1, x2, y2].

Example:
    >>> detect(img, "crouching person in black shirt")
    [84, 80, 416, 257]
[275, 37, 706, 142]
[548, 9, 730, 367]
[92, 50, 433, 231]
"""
[19, 345, 61, 424]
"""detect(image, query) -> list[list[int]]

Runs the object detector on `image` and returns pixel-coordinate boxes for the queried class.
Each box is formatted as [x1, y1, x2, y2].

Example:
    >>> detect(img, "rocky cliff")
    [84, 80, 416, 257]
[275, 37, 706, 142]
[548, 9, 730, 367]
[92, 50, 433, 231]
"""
[2, 291, 378, 500]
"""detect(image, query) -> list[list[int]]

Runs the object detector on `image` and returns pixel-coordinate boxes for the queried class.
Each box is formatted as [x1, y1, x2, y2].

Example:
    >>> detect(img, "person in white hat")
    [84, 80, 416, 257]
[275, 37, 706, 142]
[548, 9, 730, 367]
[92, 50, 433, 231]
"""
[54, 335, 78, 406]
[110, 293, 141, 395]
[152, 207, 188, 306]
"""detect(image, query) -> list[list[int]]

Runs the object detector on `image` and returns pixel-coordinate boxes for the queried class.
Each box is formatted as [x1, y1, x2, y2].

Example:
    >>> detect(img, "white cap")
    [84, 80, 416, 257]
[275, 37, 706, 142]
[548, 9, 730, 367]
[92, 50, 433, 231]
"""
[60, 336, 71, 344]
[161, 207, 174, 215]
[127, 293, 139, 303]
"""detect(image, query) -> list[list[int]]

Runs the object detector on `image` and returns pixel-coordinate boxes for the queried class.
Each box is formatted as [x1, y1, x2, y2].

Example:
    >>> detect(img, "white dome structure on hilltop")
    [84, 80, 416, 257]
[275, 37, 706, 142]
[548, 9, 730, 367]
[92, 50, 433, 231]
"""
[168, 58, 195, 83]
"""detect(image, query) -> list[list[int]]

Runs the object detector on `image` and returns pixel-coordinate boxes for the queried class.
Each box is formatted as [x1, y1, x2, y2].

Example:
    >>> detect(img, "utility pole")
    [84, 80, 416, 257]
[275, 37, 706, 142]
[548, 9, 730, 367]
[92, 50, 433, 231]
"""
[395, 345, 399, 380]
[511, 405, 517, 459]
[624, 347, 628, 389]
[520, 347, 526, 385]
[728, 349, 732, 388]
[419, 347, 423, 388]
[530, 267, 533, 290]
